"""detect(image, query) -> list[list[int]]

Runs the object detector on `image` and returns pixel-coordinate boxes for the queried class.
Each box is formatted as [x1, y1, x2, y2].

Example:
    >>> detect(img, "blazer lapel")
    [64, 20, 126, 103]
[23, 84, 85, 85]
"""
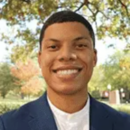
[25, 93, 115, 130]
[90, 96, 114, 130]
[28, 93, 58, 130]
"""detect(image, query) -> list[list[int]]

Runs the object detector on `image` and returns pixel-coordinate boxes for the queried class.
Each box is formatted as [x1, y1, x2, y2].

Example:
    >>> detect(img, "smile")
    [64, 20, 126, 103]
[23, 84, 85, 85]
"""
[57, 69, 79, 75]
[53, 66, 82, 77]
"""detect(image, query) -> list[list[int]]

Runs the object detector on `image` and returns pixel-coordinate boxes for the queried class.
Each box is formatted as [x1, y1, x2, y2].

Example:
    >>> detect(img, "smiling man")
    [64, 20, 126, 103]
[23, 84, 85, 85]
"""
[0, 10, 130, 130]
[38, 21, 97, 114]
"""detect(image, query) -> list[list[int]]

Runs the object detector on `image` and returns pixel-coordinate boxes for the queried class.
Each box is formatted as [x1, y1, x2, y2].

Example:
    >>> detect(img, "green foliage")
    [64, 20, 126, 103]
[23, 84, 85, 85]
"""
[0, 102, 20, 114]
[89, 50, 130, 102]
[112, 104, 130, 114]
[90, 90, 101, 99]
[103, 51, 130, 91]
[102, 51, 122, 90]
[0, 99, 28, 114]
[0, 63, 20, 98]
[1, 0, 58, 24]
[89, 65, 105, 92]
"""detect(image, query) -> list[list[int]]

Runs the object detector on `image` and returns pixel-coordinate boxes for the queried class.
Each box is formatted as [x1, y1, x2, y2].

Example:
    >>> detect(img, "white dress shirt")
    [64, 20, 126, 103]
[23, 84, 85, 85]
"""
[47, 96, 90, 130]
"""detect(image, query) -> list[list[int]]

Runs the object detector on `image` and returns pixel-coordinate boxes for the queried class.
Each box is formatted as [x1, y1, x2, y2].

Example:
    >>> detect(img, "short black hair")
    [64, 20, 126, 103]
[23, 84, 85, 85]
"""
[39, 10, 95, 50]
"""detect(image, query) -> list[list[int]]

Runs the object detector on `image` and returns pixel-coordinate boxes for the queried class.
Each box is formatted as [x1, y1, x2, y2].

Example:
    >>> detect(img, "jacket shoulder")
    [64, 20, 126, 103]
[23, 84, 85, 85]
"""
[93, 98, 130, 128]
[0, 98, 41, 130]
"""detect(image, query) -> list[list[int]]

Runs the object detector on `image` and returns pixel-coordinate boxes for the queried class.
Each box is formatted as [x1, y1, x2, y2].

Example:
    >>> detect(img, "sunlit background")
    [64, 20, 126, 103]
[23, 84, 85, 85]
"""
[0, 0, 130, 115]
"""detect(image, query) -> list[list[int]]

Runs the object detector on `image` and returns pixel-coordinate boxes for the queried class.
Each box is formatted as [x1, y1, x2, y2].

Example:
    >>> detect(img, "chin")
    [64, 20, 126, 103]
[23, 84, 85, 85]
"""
[51, 85, 83, 96]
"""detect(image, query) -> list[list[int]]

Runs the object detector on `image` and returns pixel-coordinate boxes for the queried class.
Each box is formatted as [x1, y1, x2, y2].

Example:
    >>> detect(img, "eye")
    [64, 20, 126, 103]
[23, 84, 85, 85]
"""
[50, 45, 57, 49]
[48, 44, 58, 51]
[76, 43, 87, 49]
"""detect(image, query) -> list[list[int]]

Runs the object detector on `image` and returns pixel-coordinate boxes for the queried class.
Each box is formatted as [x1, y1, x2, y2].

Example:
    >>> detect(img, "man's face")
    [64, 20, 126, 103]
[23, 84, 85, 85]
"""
[38, 22, 97, 96]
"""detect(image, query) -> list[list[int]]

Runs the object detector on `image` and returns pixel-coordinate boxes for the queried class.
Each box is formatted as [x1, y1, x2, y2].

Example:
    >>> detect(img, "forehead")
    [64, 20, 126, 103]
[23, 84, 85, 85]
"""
[43, 22, 91, 40]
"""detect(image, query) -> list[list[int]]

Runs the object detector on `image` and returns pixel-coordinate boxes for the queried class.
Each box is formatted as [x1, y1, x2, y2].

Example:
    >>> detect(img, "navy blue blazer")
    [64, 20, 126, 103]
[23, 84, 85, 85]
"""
[0, 93, 130, 130]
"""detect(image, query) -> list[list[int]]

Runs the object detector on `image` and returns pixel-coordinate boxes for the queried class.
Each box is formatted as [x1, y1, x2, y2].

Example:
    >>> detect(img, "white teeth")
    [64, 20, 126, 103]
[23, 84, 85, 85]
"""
[57, 69, 78, 75]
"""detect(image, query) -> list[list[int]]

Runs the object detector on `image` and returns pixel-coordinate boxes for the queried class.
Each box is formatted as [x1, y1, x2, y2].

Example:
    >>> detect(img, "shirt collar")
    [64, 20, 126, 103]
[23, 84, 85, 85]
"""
[47, 95, 90, 122]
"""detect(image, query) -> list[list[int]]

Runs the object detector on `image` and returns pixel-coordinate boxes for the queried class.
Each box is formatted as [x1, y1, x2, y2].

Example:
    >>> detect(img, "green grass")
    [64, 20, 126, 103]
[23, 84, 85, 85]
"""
[0, 98, 37, 114]
[99, 100, 130, 114]
[0, 96, 37, 104]
[0, 98, 32, 104]
[111, 104, 130, 114]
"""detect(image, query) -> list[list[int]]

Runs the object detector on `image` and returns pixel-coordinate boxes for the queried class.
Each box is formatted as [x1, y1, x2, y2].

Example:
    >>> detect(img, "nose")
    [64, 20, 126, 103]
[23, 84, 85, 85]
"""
[58, 46, 77, 62]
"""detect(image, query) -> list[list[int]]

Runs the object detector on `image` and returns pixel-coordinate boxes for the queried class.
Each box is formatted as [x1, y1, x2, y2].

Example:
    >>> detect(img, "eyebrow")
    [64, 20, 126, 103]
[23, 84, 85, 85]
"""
[73, 36, 90, 42]
[45, 37, 90, 42]
[45, 38, 60, 42]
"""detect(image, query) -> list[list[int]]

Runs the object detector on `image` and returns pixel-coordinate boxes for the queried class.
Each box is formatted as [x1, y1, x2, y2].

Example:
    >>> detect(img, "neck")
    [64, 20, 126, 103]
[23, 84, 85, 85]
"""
[47, 88, 88, 113]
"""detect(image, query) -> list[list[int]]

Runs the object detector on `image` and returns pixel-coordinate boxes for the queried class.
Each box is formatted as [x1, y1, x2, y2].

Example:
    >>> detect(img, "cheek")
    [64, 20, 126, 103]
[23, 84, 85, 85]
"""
[79, 53, 90, 63]
[40, 53, 55, 70]
[80, 53, 94, 68]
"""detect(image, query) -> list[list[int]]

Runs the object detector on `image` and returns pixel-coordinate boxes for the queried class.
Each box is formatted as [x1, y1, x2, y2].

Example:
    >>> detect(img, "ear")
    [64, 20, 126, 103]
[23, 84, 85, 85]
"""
[38, 52, 42, 68]
[93, 49, 97, 67]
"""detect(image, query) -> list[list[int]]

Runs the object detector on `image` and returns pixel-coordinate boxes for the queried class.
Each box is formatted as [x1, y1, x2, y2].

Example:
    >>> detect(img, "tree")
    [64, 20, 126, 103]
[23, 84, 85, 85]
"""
[0, 63, 19, 98]
[103, 50, 130, 101]
[103, 51, 130, 90]
[0, 0, 130, 61]
[11, 59, 40, 81]
[88, 65, 105, 98]
[89, 65, 105, 91]
[21, 77, 46, 96]
[89, 50, 130, 99]
[11, 59, 45, 96]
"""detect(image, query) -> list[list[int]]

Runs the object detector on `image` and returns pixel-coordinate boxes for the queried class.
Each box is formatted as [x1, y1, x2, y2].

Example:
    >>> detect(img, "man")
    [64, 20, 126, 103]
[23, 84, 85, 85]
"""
[0, 10, 130, 130]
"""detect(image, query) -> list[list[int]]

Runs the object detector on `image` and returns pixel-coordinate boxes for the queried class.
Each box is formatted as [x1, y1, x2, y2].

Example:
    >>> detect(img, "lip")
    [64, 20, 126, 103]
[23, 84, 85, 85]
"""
[52, 65, 83, 81]
[52, 66, 83, 72]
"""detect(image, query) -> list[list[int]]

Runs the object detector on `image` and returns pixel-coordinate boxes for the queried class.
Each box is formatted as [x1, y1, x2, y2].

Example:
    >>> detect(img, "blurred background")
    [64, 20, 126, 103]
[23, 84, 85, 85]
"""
[0, 0, 130, 114]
